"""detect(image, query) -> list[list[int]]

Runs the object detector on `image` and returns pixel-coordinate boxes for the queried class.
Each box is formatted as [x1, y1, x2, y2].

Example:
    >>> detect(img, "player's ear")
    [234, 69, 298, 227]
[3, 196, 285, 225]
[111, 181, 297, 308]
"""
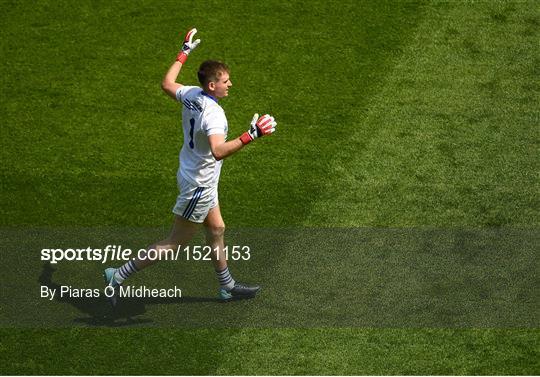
[208, 81, 216, 91]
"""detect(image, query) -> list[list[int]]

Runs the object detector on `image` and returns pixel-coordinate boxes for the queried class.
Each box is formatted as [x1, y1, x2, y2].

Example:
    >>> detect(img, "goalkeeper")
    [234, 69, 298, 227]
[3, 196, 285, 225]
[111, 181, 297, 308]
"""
[104, 28, 276, 304]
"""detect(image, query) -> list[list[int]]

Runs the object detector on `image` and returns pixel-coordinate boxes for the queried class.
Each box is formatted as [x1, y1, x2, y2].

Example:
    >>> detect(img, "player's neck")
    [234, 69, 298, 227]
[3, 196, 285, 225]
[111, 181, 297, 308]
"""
[202, 90, 219, 103]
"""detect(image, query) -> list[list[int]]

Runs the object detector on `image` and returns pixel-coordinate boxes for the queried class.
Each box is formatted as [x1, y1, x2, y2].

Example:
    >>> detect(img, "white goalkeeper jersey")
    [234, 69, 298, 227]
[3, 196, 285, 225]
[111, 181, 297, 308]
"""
[175, 86, 228, 187]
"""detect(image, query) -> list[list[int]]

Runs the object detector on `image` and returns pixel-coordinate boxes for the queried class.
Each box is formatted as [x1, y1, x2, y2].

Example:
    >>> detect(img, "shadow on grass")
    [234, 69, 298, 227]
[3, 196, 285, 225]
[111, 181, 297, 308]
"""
[38, 262, 220, 327]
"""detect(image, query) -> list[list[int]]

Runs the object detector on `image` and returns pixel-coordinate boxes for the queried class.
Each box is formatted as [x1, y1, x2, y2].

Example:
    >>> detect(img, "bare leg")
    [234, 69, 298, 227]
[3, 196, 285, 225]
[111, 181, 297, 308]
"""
[203, 204, 227, 271]
[134, 215, 200, 270]
[203, 204, 260, 299]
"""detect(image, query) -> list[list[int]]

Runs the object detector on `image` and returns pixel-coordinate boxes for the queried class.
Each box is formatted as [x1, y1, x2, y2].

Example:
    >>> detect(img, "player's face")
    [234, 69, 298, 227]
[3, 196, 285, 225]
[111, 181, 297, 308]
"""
[213, 72, 232, 98]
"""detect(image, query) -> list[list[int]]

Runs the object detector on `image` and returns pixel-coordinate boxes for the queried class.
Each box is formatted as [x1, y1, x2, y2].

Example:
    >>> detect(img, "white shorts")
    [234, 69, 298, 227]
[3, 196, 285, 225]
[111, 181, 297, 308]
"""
[172, 176, 218, 223]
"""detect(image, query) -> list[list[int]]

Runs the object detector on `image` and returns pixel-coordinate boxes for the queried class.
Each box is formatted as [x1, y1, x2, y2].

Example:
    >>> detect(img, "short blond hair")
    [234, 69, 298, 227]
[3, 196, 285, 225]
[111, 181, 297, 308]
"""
[197, 60, 229, 87]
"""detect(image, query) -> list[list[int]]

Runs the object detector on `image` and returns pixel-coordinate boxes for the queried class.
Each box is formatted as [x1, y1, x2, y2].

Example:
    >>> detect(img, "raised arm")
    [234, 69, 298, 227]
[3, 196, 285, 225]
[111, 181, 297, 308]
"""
[161, 61, 183, 99]
[161, 28, 200, 100]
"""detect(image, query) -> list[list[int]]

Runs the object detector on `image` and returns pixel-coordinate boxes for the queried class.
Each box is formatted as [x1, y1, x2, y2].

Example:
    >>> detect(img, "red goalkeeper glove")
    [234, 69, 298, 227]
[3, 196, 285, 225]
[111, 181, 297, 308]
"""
[176, 28, 201, 64]
[240, 113, 277, 145]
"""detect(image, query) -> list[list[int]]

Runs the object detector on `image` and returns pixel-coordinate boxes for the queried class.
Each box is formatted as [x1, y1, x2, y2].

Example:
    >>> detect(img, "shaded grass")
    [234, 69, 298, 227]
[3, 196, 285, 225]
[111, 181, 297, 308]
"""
[3, 228, 536, 328]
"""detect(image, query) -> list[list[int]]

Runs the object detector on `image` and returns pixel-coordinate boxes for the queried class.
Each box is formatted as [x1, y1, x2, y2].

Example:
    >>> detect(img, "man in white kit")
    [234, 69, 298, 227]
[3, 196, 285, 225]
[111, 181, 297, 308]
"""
[104, 28, 276, 303]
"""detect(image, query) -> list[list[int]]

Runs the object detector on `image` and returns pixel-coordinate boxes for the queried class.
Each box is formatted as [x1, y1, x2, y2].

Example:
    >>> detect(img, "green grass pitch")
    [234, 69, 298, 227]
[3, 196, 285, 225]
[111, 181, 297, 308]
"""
[1, 0, 539, 374]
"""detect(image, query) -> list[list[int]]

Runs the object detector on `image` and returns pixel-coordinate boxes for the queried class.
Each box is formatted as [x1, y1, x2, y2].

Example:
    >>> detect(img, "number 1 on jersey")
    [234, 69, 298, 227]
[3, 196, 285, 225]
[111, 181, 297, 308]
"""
[189, 118, 195, 149]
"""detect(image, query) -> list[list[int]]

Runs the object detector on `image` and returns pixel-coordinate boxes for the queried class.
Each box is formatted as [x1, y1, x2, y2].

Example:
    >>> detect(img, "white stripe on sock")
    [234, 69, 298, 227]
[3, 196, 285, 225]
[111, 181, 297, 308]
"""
[114, 260, 138, 283]
[216, 267, 235, 290]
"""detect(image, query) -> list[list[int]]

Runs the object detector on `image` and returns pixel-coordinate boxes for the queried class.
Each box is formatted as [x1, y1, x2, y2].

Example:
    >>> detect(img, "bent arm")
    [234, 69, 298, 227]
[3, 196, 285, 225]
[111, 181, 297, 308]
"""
[161, 61, 184, 100]
[208, 134, 245, 161]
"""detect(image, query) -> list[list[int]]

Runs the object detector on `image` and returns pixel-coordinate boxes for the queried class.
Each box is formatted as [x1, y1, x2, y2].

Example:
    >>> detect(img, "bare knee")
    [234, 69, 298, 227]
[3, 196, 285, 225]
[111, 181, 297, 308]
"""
[205, 223, 225, 240]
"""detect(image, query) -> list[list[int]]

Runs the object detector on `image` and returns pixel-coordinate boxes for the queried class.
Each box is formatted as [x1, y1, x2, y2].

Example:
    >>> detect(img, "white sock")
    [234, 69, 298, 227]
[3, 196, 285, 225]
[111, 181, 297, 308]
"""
[216, 267, 235, 291]
[114, 260, 139, 284]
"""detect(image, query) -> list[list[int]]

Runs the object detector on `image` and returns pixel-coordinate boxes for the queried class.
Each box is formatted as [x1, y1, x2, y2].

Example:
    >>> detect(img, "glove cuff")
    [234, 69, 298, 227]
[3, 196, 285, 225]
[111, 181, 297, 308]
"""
[176, 51, 189, 64]
[240, 132, 253, 145]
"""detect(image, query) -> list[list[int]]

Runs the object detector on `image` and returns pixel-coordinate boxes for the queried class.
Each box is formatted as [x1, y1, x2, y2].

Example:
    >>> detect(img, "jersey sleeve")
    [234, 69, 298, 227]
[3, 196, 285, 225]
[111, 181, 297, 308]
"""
[203, 107, 227, 136]
[175, 85, 199, 102]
